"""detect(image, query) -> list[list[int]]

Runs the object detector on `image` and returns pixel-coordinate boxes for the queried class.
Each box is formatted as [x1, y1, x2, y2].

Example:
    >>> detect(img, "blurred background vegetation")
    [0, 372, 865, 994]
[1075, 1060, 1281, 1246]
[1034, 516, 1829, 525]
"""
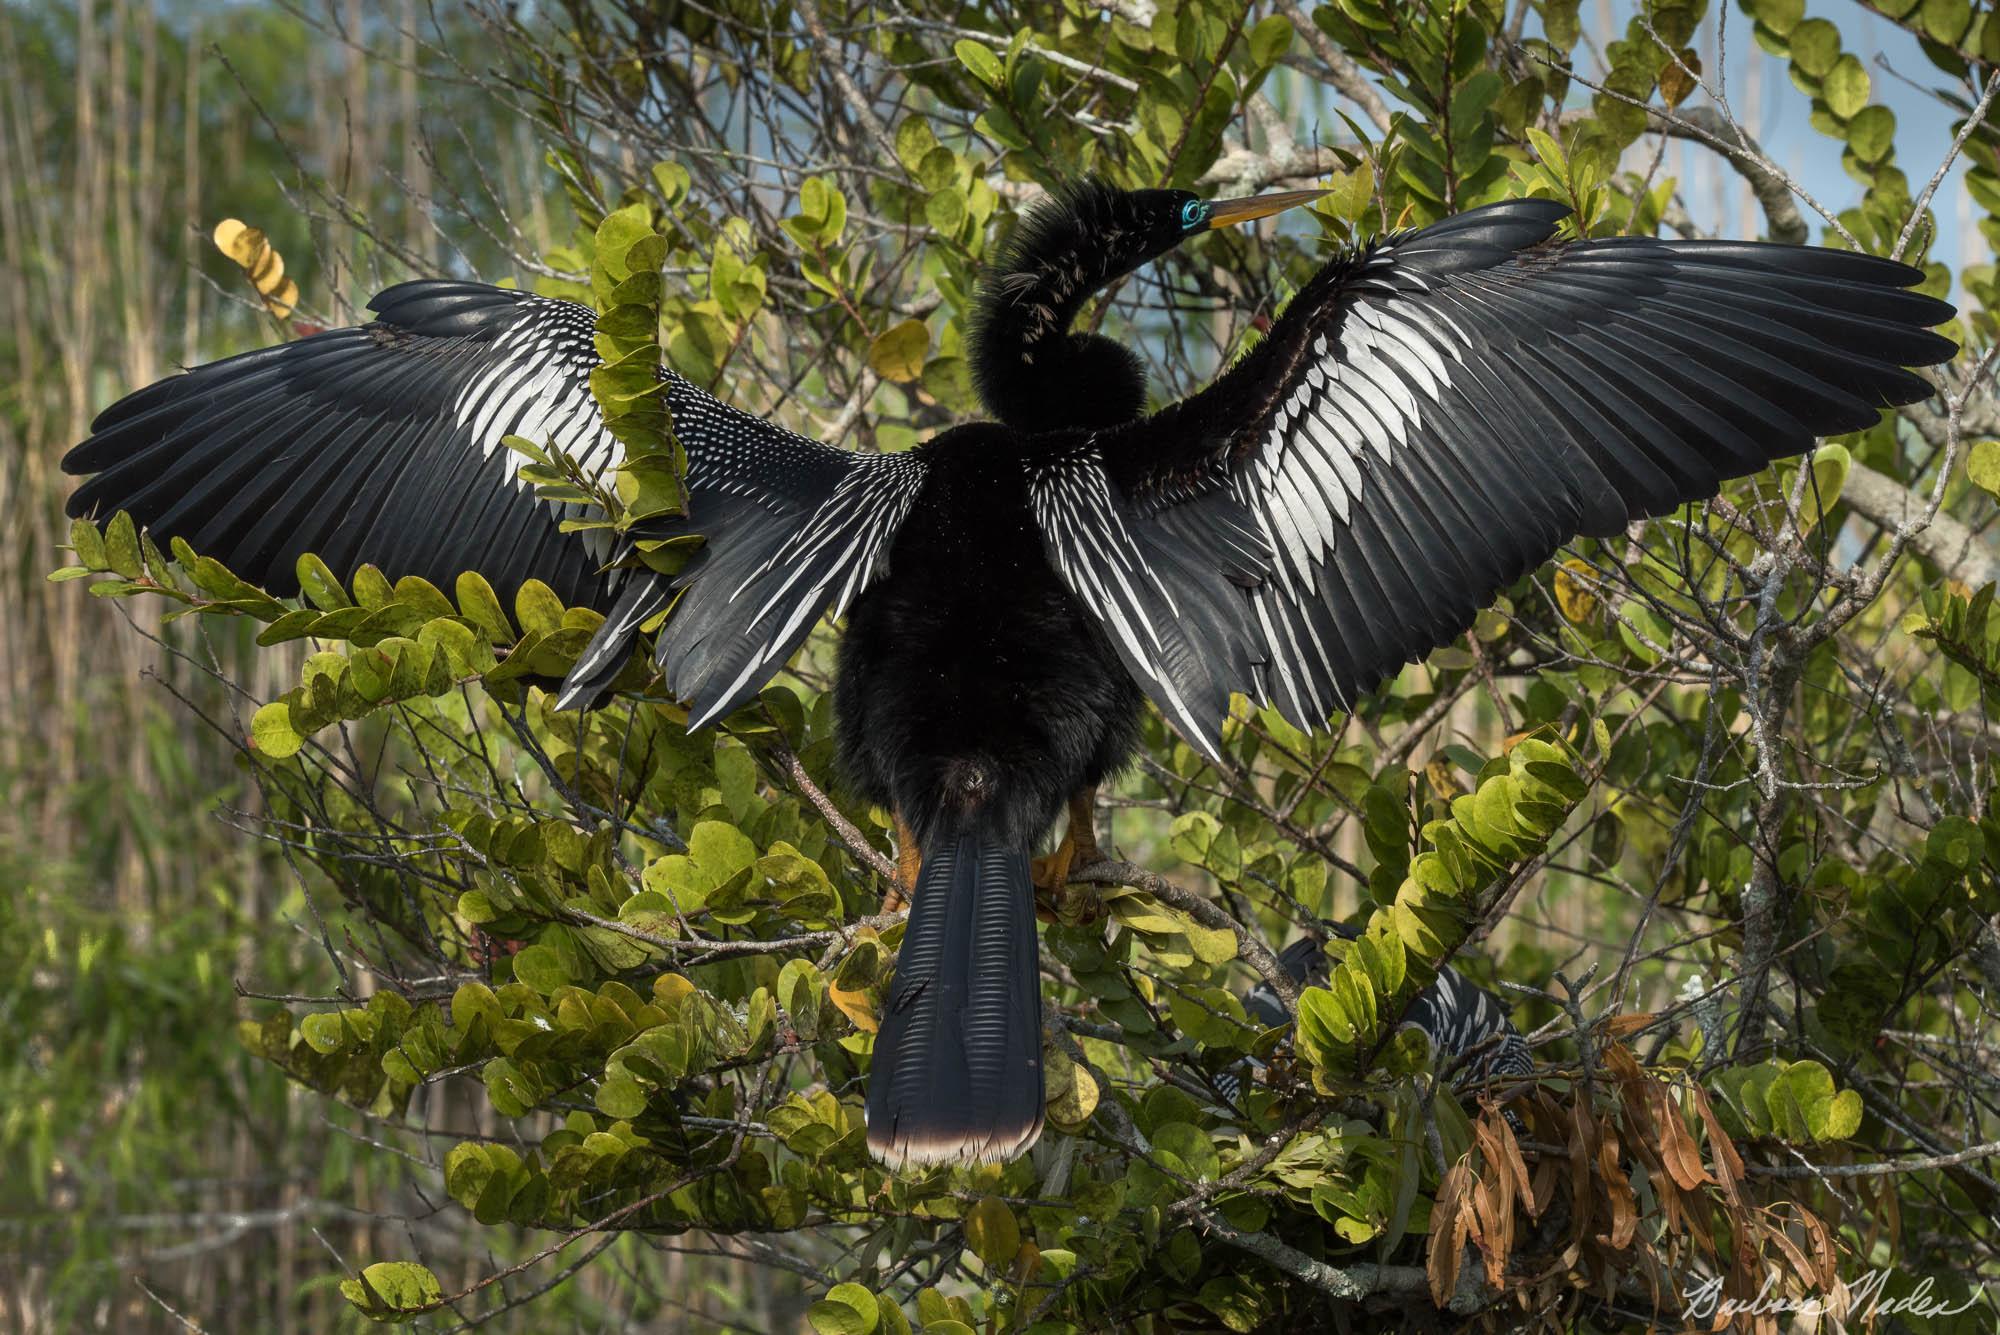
[0, 4, 633, 1328]
[7, 0, 2000, 1330]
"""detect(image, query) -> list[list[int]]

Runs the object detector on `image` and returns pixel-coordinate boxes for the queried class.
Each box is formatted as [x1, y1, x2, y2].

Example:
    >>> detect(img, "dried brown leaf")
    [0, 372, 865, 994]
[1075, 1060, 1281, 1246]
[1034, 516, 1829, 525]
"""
[1428, 1158, 1472, 1306]
[1762, 1218, 1820, 1301]
[1596, 1128, 1637, 1250]
[1689, 1083, 1746, 1204]
[1493, 1110, 1539, 1220]
[1657, 1090, 1711, 1191]
[1602, 1012, 1657, 1039]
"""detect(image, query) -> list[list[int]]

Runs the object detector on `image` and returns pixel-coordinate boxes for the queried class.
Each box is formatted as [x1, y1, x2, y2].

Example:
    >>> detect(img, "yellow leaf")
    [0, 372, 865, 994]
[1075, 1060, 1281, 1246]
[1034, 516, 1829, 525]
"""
[212, 218, 259, 265]
[963, 1196, 1021, 1268]
[212, 217, 301, 320]
[1554, 559, 1599, 623]
[1045, 1052, 1098, 1128]
[827, 972, 878, 1033]
[1658, 48, 1701, 107]
[652, 973, 695, 1007]
[1183, 922, 1237, 965]
[263, 278, 300, 320]
[1424, 754, 1465, 801]
[1967, 439, 2000, 500]
[867, 319, 930, 383]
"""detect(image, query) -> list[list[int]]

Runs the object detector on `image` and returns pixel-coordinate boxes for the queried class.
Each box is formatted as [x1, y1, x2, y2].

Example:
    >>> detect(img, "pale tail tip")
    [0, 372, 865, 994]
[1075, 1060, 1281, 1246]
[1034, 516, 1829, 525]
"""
[866, 1117, 1046, 1170]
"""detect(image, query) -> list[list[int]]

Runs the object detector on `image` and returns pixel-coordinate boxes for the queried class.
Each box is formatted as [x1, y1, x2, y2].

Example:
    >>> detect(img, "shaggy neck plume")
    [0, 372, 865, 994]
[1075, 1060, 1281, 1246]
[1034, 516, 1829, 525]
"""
[970, 180, 1150, 433]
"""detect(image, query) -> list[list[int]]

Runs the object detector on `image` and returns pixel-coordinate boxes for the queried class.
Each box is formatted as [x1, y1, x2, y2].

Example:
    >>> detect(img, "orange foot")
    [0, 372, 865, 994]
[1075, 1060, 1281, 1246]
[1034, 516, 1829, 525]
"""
[884, 811, 919, 913]
[1032, 787, 1101, 903]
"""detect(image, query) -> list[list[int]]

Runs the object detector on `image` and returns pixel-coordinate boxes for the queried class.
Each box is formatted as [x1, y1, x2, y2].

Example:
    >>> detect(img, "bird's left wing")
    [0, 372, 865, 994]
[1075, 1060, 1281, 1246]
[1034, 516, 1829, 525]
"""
[1027, 199, 1957, 754]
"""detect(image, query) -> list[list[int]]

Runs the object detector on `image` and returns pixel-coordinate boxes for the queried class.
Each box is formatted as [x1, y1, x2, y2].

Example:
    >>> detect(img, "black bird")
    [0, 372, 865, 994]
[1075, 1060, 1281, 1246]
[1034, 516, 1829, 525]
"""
[1219, 930, 1532, 1117]
[63, 180, 1956, 1168]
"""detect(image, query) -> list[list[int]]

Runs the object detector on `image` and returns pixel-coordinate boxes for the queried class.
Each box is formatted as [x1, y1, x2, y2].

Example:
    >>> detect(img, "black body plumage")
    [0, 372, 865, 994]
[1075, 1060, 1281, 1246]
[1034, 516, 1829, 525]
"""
[835, 426, 1143, 1163]
[60, 180, 1958, 1169]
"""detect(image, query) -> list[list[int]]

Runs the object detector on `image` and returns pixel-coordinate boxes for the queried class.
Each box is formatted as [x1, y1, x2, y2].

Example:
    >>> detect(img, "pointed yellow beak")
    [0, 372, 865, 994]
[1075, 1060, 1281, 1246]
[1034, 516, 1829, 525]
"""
[1205, 188, 1330, 230]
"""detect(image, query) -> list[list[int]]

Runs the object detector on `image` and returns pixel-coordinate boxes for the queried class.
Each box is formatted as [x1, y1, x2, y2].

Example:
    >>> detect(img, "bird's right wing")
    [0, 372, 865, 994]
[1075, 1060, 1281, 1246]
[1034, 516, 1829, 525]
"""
[598, 389, 927, 729]
[1027, 200, 1956, 755]
[64, 282, 625, 606]
[64, 279, 929, 726]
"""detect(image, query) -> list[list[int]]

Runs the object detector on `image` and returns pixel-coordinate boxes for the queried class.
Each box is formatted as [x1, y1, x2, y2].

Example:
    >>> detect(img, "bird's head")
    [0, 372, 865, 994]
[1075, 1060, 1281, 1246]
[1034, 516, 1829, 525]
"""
[970, 178, 1326, 433]
[1116, 185, 1331, 270]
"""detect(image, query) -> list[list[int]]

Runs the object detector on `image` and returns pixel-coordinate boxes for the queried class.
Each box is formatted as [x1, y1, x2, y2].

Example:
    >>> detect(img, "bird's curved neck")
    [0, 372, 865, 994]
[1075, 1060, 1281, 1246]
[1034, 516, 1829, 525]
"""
[970, 198, 1150, 433]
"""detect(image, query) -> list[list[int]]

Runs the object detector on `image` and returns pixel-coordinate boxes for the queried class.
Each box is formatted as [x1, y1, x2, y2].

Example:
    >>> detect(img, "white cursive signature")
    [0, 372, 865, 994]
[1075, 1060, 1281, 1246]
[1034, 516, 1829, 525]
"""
[1682, 1269, 1986, 1322]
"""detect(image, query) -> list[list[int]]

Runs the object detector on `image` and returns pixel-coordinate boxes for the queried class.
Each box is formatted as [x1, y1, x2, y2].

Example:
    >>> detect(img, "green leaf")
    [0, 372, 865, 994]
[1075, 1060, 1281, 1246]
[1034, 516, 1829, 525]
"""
[340, 1261, 443, 1321]
[1296, 984, 1356, 1056]
[1822, 54, 1870, 119]
[1845, 105, 1896, 162]
[595, 1074, 648, 1119]
[1968, 440, 2000, 500]
[512, 943, 571, 994]
[1248, 14, 1293, 66]
[1921, 0, 1971, 45]
[453, 573, 509, 643]
[1766, 1059, 1858, 1142]
[295, 553, 351, 610]
[1787, 18, 1841, 77]
[651, 161, 690, 205]
[778, 958, 823, 1040]
[104, 510, 143, 579]
[249, 701, 305, 759]
[1153, 1121, 1222, 1181]
[868, 319, 930, 383]
[894, 117, 938, 174]
[1925, 814, 1984, 870]
[808, 1282, 880, 1335]
[963, 1196, 1021, 1268]
[1820, 1088, 1863, 1140]
[1184, 920, 1238, 965]
[300, 1011, 348, 1054]
[1751, 0, 1805, 36]
[515, 580, 566, 635]
[70, 516, 108, 570]
[1196, 1276, 1266, 1333]
[952, 39, 1003, 87]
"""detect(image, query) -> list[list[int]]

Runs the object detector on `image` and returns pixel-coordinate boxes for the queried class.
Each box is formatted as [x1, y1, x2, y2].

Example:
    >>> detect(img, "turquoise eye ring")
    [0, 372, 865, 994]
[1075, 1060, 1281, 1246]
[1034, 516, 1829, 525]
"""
[1180, 199, 1210, 229]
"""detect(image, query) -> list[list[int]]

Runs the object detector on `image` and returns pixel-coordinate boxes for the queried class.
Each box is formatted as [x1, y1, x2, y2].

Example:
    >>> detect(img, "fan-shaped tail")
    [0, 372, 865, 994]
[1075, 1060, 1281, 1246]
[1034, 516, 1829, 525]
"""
[867, 827, 1044, 1167]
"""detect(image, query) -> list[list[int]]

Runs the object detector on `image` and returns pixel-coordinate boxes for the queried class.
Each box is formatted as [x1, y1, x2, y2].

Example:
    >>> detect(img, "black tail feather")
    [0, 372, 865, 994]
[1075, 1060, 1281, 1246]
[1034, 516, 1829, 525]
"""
[867, 827, 1044, 1167]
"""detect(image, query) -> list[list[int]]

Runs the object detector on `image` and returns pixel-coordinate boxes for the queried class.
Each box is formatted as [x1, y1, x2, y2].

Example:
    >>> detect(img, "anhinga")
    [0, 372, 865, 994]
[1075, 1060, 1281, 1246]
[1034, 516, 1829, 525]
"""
[64, 179, 1956, 1168]
[1221, 930, 1531, 1122]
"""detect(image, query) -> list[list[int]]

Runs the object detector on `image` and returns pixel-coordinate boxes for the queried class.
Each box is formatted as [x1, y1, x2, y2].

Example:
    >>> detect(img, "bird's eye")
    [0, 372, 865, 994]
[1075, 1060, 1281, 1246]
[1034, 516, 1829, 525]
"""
[1180, 199, 1210, 230]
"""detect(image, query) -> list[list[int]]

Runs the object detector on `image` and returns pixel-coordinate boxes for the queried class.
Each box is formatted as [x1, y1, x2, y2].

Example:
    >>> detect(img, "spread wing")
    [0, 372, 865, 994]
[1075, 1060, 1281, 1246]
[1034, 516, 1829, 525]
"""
[63, 280, 926, 722]
[569, 409, 926, 729]
[65, 282, 623, 605]
[1025, 199, 1957, 755]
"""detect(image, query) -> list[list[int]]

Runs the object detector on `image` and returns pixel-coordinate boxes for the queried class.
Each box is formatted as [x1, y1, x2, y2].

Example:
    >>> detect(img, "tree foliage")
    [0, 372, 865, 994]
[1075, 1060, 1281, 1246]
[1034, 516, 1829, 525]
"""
[45, 0, 2000, 1329]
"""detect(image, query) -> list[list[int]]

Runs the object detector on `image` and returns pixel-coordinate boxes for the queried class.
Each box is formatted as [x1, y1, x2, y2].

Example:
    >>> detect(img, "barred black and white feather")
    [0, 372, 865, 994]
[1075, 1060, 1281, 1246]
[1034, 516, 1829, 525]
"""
[559, 397, 927, 725]
[63, 280, 926, 721]
[1030, 200, 1956, 752]
[64, 283, 620, 606]
[1219, 929, 1531, 1110]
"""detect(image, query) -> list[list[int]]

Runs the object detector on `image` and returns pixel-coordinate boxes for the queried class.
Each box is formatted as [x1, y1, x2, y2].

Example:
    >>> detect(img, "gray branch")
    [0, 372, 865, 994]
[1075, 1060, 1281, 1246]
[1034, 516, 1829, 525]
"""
[1840, 459, 2000, 588]
[1190, 1207, 1487, 1312]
